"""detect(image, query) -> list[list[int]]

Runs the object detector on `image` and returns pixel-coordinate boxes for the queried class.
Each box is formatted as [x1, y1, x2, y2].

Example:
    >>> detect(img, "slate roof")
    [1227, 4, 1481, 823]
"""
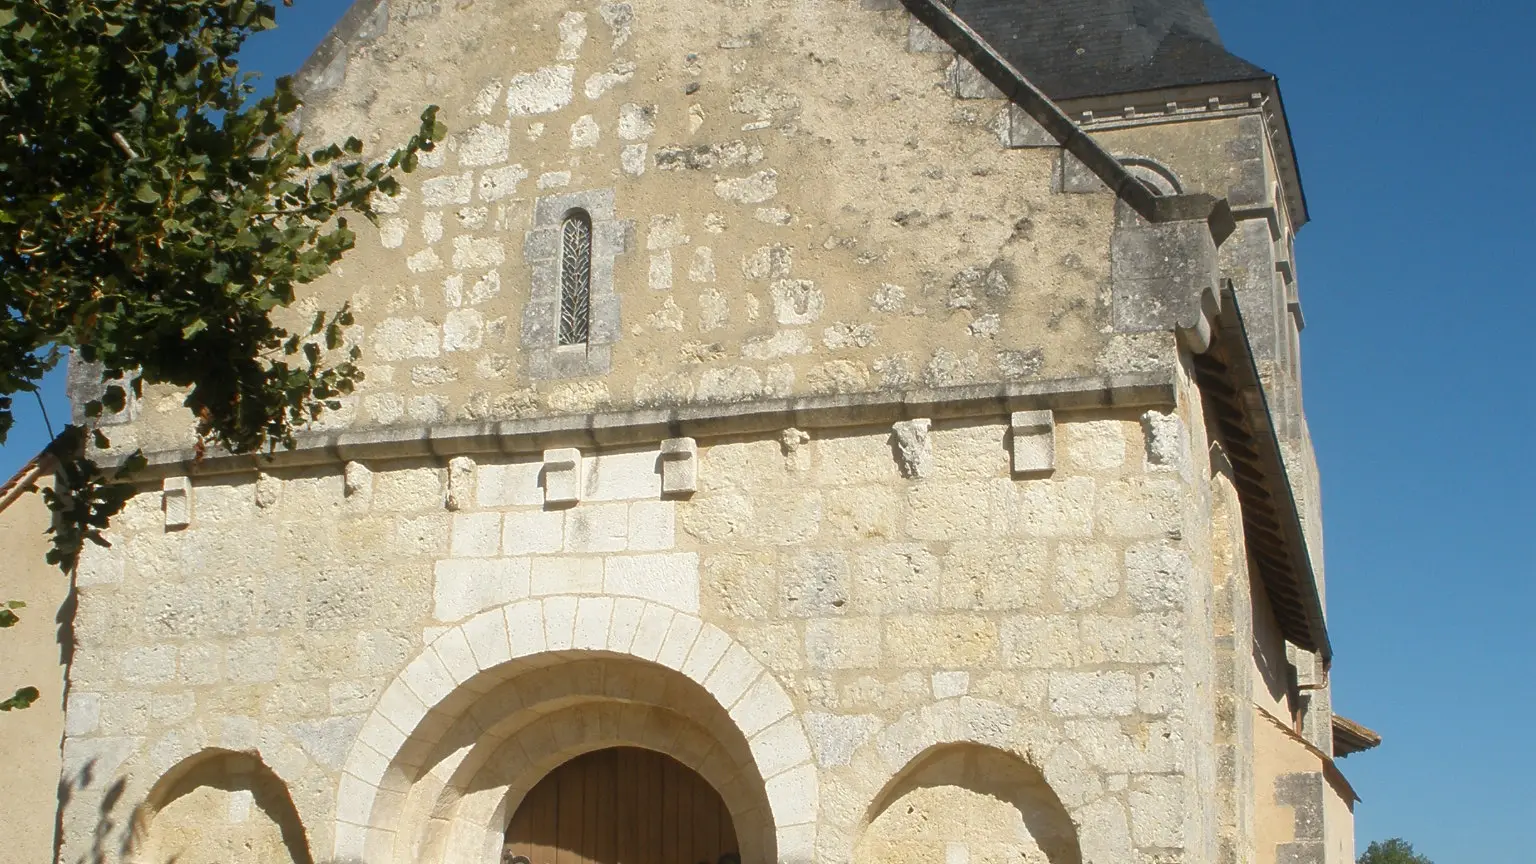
[949, 0, 1272, 100]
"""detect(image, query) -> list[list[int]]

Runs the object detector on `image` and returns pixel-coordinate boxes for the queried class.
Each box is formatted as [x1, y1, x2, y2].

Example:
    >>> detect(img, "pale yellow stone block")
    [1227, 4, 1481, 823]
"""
[704, 643, 762, 708]
[656, 613, 703, 670]
[749, 715, 813, 779]
[606, 597, 647, 654]
[813, 432, 896, 487]
[373, 467, 443, 512]
[752, 490, 823, 545]
[701, 438, 788, 491]
[701, 550, 780, 619]
[1053, 542, 1121, 610]
[681, 489, 754, 544]
[431, 627, 479, 684]
[1095, 477, 1182, 538]
[730, 673, 796, 738]
[930, 422, 1010, 478]
[1012, 476, 1096, 537]
[1000, 615, 1080, 668]
[823, 485, 904, 541]
[505, 600, 547, 657]
[681, 623, 733, 681]
[1061, 418, 1130, 473]
[884, 614, 997, 667]
[542, 596, 579, 650]
[502, 508, 564, 555]
[530, 556, 603, 596]
[628, 603, 676, 661]
[907, 480, 1001, 541]
[805, 618, 882, 670]
[765, 762, 819, 825]
[851, 544, 941, 614]
[939, 539, 1048, 611]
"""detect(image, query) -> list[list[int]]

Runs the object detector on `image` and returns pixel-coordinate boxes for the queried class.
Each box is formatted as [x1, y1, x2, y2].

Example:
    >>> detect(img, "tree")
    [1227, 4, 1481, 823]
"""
[1359, 838, 1435, 864]
[0, 0, 443, 709]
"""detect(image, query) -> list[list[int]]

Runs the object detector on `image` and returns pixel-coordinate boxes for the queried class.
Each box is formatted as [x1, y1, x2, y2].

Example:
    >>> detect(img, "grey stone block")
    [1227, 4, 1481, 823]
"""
[1226, 115, 1270, 209]
[1110, 202, 1220, 338]
[520, 187, 629, 379]
[1005, 105, 1058, 148]
[946, 57, 1003, 99]
[1059, 151, 1103, 194]
[534, 188, 616, 225]
[908, 18, 954, 53]
[523, 226, 561, 262]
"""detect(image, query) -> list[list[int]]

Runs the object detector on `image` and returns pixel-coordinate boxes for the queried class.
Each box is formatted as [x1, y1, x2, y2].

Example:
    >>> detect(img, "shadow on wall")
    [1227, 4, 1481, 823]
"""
[858, 743, 1082, 864]
[56, 749, 314, 864]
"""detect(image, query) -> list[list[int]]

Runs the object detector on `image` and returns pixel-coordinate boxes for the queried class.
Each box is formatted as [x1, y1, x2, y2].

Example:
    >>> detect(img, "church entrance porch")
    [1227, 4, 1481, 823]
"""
[329, 600, 817, 864]
[504, 747, 740, 864]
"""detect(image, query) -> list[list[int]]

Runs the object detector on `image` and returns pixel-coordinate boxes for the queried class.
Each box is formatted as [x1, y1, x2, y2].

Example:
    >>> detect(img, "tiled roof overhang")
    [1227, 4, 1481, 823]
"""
[1332, 714, 1382, 757]
[1192, 290, 1332, 661]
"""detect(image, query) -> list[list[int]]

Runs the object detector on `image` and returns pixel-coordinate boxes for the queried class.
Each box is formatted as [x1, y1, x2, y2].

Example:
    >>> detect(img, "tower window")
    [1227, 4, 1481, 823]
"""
[558, 210, 593, 346]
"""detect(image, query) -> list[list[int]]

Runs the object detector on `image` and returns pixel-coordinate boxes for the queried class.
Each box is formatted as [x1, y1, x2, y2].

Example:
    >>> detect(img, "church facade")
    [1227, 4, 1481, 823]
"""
[46, 0, 1375, 862]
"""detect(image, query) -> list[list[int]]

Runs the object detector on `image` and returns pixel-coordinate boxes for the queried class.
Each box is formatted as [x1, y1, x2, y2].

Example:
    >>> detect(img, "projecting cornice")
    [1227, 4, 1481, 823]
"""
[98, 372, 1177, 481]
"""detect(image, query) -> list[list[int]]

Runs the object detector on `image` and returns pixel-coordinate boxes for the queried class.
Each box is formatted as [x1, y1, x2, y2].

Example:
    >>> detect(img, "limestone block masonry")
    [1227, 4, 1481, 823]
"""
[46, 0, 1360, 861]
[56, 405, 1224, 864]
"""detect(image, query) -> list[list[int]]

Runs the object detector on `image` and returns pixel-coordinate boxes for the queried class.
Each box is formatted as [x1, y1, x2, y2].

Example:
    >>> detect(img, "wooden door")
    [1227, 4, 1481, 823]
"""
[504, 747, 740, 864]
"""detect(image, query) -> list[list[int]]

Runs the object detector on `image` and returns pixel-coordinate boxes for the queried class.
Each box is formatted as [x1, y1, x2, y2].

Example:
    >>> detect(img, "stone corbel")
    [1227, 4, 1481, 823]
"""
[163, 476, 191, 530]
[659, 438, 698, 496]
[344, 461, 372, 498]
[1010, 410, 1055, 476]
[891, 419, 933, 479]
[446, 456, 476, 511]
[254, 472, 280, 509]
[542, 448, 582, 504]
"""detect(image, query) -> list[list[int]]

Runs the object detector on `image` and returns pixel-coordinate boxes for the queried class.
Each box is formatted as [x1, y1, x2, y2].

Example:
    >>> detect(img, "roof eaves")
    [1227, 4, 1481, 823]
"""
[1191, 288, 1332, 662]
[0, 451, 55, 516]
[1332, 714, 1383, 757]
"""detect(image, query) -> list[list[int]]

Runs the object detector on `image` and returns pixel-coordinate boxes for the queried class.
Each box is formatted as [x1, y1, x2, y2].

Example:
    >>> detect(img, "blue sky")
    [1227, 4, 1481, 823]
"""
[4, 1, 1531, 860]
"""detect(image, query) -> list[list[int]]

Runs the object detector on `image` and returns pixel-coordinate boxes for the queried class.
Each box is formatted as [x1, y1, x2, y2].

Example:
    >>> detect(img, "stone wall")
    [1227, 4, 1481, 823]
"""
[98, 0, 1174, 456]
[59, 398, 1229, 864]
[44, 0, 1358, 862]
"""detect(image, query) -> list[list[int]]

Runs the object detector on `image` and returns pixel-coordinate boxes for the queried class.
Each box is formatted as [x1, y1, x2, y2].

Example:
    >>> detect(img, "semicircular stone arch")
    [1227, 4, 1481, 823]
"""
[59, 718, 333, 864]
[823, 698, 1133, 864]
[857, 743, 1081, 864]
[334, 596, 819, 864]
[127, 747, 315, 864]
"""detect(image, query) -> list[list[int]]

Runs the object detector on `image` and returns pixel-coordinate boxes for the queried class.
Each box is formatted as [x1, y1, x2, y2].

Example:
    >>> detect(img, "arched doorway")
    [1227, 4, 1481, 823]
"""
[504, 747, 740, 864]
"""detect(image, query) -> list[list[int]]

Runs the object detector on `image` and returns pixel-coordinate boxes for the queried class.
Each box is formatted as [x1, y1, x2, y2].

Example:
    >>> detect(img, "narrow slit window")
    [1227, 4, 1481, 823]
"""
[558, 210, 593, 346]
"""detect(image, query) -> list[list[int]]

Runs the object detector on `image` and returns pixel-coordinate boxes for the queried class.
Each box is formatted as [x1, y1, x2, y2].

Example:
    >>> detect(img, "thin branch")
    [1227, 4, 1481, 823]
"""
[110, 132, 138, 160]
[32, 389, 55, 440]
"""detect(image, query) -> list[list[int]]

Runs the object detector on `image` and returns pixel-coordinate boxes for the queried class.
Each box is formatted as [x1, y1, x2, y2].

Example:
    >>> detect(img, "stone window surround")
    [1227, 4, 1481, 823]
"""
[521, 188, 633, 380]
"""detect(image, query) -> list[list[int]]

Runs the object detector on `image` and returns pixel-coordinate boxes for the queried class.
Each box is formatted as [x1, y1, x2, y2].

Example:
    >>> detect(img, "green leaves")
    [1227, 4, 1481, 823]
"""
[0, 1, 445, 571]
